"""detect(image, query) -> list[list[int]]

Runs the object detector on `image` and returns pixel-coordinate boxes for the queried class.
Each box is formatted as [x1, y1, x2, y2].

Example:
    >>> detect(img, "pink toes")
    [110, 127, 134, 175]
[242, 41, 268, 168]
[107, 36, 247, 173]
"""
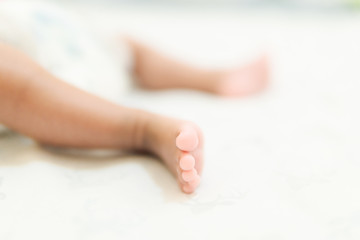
[188, 175, 201, 188]
[179, 154, 195, 171]
[182, 169, 197, 182]
[182, 185, 194, 194]
[181, 176, 201, 194]
[175, 125, 202, 194]
[179, 154, 201, 193]
[176, 127, 199, 152]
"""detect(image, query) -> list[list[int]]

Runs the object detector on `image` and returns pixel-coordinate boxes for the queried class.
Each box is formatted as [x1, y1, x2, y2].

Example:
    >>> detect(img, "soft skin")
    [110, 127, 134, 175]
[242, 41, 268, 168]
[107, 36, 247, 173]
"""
[0, 40, 268, 193]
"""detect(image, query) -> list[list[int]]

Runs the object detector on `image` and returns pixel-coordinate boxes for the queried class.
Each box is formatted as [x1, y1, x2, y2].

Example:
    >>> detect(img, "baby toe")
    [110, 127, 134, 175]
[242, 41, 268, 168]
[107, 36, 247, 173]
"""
[188, 175, 201, 188]
[181, 169, 197, 182]
[182, 184, 195, 194]
[176, 126, 199, 152]
[179, 154, 195, 171]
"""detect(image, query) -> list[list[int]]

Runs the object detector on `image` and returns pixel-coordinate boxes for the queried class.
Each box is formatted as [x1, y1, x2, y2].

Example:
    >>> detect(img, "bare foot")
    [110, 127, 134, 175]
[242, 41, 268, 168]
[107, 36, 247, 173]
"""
[216, 55, 269, 97]
[142, 114, 204, 194]
[125, 37, 269, 97]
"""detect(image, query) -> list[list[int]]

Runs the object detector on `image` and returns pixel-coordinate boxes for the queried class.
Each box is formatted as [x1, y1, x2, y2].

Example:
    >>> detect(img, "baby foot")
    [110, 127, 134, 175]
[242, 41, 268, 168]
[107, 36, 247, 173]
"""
[143, 115, 203, 194]
[176, 125, 203, 193]
[217, 55, 269, 97]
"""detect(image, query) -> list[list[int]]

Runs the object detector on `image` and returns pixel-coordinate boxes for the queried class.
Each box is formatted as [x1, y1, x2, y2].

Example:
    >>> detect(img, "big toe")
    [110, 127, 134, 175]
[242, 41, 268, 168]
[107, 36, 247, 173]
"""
[176, 126, 199, 151]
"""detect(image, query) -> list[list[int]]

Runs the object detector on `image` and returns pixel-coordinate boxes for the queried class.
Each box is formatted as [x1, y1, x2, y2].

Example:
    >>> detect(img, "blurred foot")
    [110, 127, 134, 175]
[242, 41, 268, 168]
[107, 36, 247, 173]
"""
[125, 37, 269, 97]
[216, 55, 269, 97]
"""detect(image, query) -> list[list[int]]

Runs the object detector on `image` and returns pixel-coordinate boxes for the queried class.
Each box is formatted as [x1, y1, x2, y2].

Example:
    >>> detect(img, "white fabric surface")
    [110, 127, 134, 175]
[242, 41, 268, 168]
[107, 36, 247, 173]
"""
[1, 3, 360, 240]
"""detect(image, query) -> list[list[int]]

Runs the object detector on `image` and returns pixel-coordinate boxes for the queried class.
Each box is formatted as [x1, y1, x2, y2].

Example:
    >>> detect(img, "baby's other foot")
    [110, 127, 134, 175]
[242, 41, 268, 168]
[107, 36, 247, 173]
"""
[217, 55, 269, 97]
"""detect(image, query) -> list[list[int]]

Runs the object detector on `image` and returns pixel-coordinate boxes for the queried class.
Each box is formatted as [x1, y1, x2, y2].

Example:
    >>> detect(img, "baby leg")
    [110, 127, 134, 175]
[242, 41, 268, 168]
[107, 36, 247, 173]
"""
[127, 38, 269, 97]
[0, 42, 203, 194]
